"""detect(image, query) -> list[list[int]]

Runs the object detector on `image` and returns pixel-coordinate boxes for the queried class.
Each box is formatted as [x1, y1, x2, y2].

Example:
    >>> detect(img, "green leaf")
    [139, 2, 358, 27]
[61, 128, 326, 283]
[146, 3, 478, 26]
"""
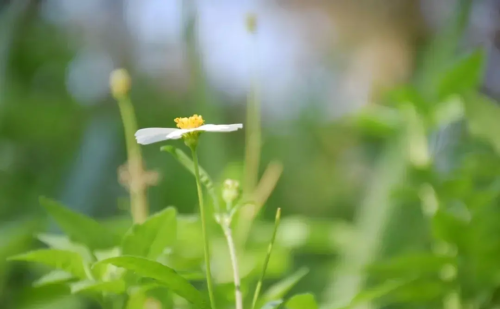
[93, 256, 210, 309]
[368, 253, 453, 278]
[70, 279, 126, 294]
[262, 300, 283, 309]
[126, 284, 163, 309]
[37, 233, 94, 262]
[161, 146, 220, 210]
[463, 93, 500, 155]
[40, 197, 120, 250]
[33, 270, 74, 287]
[9, 249, 88, 279]
[350, 280, 410, 305]
[438, 50, 485, 99]
[285, 293, 318, 309]
[260, 268, 309, 306]
[122, 207, 177, 260]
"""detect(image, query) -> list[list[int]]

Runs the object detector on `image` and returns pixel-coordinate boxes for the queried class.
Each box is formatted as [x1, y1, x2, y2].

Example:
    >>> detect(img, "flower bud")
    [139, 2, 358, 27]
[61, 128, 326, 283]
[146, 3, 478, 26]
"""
[222, 179, 240, 205]
[110, 68, 131, 99]
[245, 13, 257, 34]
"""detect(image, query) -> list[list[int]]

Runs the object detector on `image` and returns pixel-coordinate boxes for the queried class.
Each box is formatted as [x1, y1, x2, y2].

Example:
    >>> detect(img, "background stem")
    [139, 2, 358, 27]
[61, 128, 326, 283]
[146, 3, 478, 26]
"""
[191, 147, 217, 309]
[116, 96, 148, 224]
[244, 25, 260, 194]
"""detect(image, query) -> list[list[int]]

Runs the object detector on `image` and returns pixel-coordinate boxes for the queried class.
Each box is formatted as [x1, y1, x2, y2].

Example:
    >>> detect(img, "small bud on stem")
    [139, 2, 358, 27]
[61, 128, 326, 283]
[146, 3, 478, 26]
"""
[110, 68, 131, 99]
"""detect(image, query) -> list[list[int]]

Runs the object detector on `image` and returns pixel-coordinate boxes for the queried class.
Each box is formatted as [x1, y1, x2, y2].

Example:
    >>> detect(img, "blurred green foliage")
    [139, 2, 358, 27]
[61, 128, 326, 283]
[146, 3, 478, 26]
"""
[4, 1, 500, 309]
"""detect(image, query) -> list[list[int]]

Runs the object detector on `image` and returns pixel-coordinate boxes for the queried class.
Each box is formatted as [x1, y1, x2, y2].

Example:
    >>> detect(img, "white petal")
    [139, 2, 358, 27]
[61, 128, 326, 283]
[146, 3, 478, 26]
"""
[164, 123, 243, 140]
[165, 128, 195, 140]
[197, 124, 243, 133]
[135, 128, 177, 145]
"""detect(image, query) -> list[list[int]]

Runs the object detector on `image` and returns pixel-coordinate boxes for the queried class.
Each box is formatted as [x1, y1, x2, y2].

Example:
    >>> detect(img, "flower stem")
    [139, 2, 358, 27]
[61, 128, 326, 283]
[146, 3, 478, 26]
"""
[190, 147, 217, 309]
[116, 95, 148, 223]
[251, 208, 281, 309]
[221, 222, 243, 309]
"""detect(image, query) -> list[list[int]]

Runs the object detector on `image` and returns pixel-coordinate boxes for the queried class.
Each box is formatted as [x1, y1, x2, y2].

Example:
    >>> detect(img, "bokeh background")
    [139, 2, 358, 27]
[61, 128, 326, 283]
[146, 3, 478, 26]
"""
[3, 0, 500, 308]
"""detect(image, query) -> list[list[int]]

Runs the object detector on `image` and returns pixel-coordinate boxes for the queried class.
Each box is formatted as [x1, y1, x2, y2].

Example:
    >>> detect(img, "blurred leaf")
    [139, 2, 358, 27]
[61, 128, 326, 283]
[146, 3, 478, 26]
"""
[348, 280, 410, 307]
[122, 207, 177, 260]
[260, 268, 309, 306]
[92, 247, 126, 282]
[70, 279, 126, 294]
[431, 95, 464, 127]
[432, 209, 468, 246]
[0, 218, 41, 259]
[401, 104, 430, 168]
[261, 300, 283, 309]
[353, 106, 400, 137]
[37, 233, 93, 262]
[285, 293, 318, 309]
[386, 279, 448, 303]
[368, 253, 454, 278]
[13, 284, 79, 309]
[125, 284, 163, 309]
[438, 50, 485, 99]
[463, 93, 500, 155]
[33, 270, 74, 287]
[385, 85, 430, 115]
[93, 256, 210, 309]
[40, 197, 120, 250]
[9, 249, 88, 279]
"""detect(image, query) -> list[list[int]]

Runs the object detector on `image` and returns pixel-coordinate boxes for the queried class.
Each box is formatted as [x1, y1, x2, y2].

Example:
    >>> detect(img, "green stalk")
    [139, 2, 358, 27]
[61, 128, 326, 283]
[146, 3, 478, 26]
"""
[251, 208, 281, 309]
[116, 95, 148, 224]
[190, 146, 217, 309]
[221, 221, 243, 309]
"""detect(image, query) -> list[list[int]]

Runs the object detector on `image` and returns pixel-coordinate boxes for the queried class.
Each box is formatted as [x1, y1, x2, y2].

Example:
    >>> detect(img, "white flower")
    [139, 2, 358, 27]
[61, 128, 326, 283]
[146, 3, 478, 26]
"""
[135, 114, 243, 145]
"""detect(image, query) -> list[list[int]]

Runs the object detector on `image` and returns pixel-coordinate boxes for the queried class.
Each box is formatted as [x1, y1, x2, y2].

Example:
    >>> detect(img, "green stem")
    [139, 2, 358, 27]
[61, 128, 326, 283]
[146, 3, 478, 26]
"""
[221, 222, 243, 309]
[191, 146, 217, 309]
[251, 208, 281, 309]
[117, 96, 148, 223]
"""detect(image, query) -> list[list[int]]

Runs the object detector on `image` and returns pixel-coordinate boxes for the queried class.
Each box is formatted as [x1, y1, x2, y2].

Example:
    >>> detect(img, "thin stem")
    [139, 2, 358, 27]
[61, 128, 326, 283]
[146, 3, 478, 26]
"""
[222, 222, 243, 309]
[251, 208, 281, 309]
[117, 96, 148, 223]
[244, 28, 260, 194]
[191, 147, 217, 309]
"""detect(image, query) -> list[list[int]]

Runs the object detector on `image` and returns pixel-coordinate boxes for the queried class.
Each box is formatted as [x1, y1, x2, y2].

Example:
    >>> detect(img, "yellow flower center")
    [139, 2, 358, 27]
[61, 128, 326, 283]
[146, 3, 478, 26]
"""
[174, 114, 205, 129]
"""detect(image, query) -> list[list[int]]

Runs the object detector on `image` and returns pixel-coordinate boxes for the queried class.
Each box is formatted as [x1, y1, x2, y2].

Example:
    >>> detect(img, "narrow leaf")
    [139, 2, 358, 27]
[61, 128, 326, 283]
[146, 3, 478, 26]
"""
[260, 268, 309, 306]
[33, 270, 74, 287]
[93, 256, 210, 309]
[262, 300, 283, 309]
[464, 93, 500, 155]
[9, 249, 88, 279]
[122, 207, 177, 260]
[70, 279, 126, 294]
[350, 280, 409, 304]
[37, 233, 94, 262]
[161, 146, 220, 211]
[40, 197, 120, 250]
[252, 208, 282, 309]
[438, 50, 485, 99]
[285, 293, 318, 309]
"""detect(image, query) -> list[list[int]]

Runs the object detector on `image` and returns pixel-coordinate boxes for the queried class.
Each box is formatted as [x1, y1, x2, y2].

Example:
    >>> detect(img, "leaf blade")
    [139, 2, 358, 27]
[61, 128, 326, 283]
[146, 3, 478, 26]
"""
[285, 293, 318, 309]
[122, 207, 177, 260]
[9, 249, 88, 279]
[93, 256, 210, 309]
[40, 197, 120, 250]
[260, 268, 309, 307]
